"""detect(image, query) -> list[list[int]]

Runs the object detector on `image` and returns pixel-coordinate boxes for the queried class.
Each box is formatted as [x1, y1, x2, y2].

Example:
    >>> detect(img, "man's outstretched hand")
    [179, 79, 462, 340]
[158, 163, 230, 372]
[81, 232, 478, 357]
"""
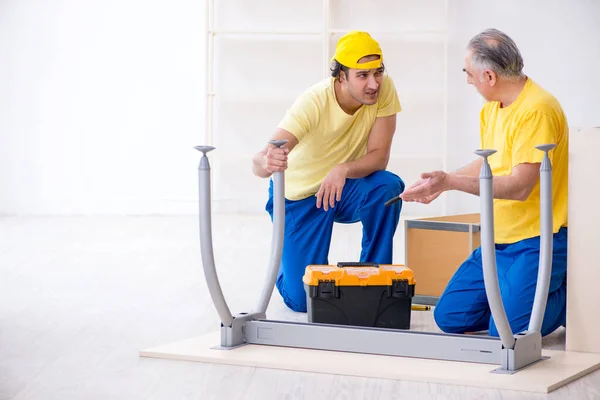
[316, 165, 348, 211]
[400, 171, 449, 204]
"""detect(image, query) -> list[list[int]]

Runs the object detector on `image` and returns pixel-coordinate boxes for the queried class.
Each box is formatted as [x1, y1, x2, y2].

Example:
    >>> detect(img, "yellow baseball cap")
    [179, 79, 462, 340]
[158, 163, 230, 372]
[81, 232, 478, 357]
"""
[331, 31, 383, 69]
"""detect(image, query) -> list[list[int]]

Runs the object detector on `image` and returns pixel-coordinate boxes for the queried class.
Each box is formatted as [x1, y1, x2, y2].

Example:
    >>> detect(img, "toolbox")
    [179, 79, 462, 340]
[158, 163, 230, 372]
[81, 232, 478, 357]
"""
[302, 262, 416, 329]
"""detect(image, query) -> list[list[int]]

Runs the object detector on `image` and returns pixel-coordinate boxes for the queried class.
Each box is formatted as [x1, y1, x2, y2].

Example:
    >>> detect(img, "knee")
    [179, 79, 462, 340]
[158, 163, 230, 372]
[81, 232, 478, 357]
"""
[283, 295, 307, 313]
[367, 170, 405, 196]
[432, 303, 451, 332]
[276, 278, 307, 313]
[433, 298, 463, 334]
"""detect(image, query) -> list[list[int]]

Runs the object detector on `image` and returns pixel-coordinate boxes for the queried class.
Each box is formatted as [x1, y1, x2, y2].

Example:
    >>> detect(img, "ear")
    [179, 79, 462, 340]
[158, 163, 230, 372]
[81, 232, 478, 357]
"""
[485, 70, 497, 86]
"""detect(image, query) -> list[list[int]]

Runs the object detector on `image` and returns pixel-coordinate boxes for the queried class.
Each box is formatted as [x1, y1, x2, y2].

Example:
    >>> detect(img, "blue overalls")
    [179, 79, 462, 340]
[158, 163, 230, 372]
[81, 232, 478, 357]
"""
[265, 170, 405, 312]
[433, 227, 568, 337]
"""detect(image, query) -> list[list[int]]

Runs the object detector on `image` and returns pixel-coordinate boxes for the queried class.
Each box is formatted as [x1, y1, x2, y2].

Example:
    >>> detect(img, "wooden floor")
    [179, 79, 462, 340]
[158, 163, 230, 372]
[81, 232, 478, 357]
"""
[1, 214, 599, 399]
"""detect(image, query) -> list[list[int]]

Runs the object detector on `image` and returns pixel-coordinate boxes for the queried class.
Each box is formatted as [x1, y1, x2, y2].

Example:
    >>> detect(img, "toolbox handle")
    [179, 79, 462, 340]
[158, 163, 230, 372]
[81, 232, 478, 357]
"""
[337, 262, 379, 268]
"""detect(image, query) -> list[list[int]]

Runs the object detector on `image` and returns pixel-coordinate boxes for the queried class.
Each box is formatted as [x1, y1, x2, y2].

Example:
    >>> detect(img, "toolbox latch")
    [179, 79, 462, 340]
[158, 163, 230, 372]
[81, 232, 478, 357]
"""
[389, 279, 412, 298]
[317, 280, 340, 299]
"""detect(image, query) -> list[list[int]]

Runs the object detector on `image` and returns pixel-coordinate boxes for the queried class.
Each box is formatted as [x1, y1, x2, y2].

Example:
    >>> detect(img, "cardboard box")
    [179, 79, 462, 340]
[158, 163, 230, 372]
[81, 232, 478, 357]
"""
[404, 213, 480, 303]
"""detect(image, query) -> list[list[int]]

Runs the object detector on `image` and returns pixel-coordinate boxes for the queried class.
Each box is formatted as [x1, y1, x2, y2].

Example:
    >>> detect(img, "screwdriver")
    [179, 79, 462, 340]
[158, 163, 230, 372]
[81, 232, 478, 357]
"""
[412, 305, 431, 311]
[385, 196, 401, 207]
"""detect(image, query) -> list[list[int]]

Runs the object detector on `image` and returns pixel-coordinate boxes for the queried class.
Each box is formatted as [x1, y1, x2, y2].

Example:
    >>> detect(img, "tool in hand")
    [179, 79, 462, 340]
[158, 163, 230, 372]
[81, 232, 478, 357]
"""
[385, 196, 401, 207]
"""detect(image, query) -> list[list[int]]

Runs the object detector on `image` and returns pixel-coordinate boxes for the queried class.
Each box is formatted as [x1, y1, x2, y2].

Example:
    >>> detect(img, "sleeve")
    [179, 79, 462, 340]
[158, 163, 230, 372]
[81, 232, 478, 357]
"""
[276, 91, 320, 142]
[376, 75, 402, 118]
[511, 106, 561, 167]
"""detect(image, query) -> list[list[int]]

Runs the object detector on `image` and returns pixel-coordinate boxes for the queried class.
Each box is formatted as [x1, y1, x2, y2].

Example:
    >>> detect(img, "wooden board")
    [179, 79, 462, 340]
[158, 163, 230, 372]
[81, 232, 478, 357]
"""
[566, 127, 600, 354]
[417, 213, 480, 224]
[407, 228, 477, 296]
[140, 331, 600, 394]
[405, 214, 480, 297]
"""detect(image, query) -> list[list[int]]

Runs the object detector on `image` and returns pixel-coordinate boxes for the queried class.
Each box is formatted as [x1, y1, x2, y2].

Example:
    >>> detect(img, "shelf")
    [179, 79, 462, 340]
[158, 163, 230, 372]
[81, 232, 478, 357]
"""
[329, 0, 446, 34]
[209, 29, 446, 37]
[208, 30, 323, 37]
[212, 35, 324, 100]
[328, 28, 445, 36]
[212, 0, 324, 34]
[212, 34, 324, 43]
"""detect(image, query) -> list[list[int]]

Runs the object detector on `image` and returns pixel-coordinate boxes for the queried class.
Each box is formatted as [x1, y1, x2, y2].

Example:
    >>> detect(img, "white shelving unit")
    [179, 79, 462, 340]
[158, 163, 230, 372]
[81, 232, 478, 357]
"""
[204, 0, 450, 217]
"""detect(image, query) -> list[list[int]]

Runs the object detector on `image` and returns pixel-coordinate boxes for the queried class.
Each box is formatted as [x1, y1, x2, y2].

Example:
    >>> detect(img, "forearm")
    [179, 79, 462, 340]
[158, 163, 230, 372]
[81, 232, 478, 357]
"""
[447, 173, 531, 201]
[340, 149, 389, 179]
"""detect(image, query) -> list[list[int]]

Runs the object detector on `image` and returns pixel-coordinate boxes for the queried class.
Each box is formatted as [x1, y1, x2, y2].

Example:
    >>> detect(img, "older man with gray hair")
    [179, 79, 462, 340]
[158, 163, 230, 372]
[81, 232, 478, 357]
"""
[399, 28, 569, 337]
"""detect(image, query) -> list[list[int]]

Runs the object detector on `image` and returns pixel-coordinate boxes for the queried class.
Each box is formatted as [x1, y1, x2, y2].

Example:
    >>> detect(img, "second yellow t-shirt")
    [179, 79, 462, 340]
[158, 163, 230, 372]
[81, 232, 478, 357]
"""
[480, 77, 569, 244]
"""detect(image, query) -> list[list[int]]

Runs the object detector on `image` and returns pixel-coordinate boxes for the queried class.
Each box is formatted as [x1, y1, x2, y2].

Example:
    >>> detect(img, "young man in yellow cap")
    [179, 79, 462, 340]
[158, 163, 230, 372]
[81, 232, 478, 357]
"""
[398, 28, 569, 337]
[251, 31, 405, 312]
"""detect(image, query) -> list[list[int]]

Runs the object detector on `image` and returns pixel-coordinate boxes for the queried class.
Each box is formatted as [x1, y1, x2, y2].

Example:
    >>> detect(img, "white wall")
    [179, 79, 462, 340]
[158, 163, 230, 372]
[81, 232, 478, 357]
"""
[1, 0, 599, 216]
[444, 0, 600, 215]
[0, 0, 206, 215]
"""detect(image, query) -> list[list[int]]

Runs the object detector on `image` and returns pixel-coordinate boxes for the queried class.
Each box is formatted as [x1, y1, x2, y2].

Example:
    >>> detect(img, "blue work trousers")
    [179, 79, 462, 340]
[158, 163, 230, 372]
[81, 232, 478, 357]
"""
[265, 170, 405, 312]
[434, 227, 568, 337]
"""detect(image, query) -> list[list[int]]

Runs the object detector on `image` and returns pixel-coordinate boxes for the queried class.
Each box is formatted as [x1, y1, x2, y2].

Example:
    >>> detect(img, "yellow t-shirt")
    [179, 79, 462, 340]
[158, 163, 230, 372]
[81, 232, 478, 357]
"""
[277, 74, 401, 200]
[480, 77, 569, 244]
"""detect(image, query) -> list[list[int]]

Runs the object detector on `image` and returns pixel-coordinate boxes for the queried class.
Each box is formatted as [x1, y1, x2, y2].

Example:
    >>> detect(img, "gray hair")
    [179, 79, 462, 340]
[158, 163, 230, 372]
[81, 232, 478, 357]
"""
[467, 29, 524, 82]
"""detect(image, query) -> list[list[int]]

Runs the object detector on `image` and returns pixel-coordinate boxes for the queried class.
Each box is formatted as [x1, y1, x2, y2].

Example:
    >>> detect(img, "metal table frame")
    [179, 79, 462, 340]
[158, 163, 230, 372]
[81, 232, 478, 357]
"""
[194, 141, 557, 374]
